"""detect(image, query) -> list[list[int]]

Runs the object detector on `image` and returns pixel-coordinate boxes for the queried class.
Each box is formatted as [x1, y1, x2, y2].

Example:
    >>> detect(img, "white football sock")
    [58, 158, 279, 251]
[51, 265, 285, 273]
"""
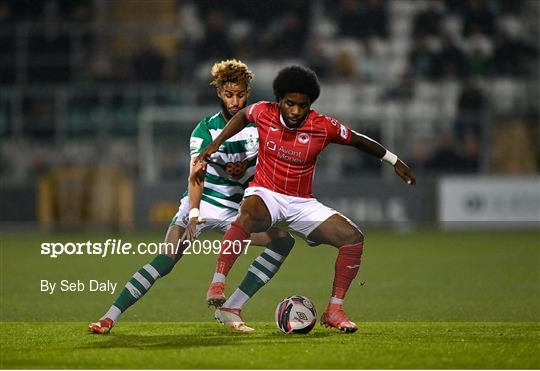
[212, 272, 226, 284]
[100, 305, 122, 323]
[223, 288, 250, 309]
[330, 297, 344, 305]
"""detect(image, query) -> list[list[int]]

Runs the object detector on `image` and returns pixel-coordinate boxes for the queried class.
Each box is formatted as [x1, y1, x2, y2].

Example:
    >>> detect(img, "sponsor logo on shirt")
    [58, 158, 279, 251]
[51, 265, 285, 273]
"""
[225, 160, 248, 179]
[329, 117, 339, 127]
[277, 146, 303, 164]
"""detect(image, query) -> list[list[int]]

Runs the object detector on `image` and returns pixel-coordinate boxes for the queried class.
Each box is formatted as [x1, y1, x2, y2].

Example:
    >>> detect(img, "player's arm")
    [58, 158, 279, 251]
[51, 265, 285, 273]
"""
[188, 157, 205, 210]
[181, 157, 206, 242]
[195, 108, 249, 166]
[348, 131, 416, 186]
[182, 123, 211, 242]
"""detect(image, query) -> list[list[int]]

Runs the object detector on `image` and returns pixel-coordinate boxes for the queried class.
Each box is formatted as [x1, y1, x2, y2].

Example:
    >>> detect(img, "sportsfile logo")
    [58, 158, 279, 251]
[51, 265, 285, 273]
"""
[40, 239, 252, 258]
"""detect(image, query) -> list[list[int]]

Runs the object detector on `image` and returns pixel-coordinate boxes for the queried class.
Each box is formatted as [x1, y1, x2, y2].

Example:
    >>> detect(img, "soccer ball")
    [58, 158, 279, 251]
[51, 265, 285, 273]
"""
[275, 295, 317, 334]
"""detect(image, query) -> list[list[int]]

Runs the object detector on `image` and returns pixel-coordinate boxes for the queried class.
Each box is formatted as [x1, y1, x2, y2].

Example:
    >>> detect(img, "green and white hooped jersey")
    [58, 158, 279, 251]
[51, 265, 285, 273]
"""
[187, 111, 259, 211]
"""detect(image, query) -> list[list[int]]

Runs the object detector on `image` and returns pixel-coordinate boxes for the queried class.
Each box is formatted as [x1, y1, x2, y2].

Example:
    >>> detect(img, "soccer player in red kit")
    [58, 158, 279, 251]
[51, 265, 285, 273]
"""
[198, 65, 416, 333]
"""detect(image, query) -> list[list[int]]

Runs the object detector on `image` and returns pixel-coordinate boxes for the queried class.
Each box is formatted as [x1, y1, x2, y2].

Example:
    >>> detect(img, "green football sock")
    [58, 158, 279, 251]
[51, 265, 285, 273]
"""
[224, 235, 295, 308]
[110, 255, 176, 314]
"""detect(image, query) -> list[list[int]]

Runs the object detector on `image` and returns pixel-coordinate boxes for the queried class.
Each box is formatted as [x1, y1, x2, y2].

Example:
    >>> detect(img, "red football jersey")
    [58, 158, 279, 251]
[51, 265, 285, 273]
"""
[245, 101, 352, 198]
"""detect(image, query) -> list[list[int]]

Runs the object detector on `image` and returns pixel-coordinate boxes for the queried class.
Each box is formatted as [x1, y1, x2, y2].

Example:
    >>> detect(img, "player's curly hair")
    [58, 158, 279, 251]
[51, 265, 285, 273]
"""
[210, 59, 254, 88]
[272, 65, 320, 103]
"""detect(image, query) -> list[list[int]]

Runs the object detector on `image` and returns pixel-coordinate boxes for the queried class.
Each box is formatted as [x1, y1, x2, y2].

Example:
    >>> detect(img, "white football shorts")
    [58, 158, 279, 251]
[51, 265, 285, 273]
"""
[243, 186, 348, 239]
[172, 196, 237, 238]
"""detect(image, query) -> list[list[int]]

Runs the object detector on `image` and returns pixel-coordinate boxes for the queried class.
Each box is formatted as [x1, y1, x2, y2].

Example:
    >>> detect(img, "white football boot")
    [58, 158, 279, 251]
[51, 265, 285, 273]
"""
[214, 307, 255, 333]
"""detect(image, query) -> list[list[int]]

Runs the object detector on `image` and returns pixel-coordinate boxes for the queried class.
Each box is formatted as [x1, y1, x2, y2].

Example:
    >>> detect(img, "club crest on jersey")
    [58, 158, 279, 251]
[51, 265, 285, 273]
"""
[297, 133, 310, 144]
[245, 133, 258, 151]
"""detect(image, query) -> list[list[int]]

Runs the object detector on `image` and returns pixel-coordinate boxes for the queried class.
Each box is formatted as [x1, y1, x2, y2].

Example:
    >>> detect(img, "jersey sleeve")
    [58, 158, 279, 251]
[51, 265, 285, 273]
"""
[245, 101, 270, 123]
[325, 116, 352, 145]
[189, 120, 212, 157]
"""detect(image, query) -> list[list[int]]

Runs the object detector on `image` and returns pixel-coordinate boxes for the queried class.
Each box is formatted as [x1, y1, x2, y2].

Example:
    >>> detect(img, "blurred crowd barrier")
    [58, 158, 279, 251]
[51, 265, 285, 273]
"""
[37, 165, 133, 231]
[2, 174, 538, 230]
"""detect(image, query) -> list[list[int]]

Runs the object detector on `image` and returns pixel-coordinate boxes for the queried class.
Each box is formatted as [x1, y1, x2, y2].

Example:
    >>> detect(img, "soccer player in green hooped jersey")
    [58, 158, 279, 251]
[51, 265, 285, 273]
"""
[89, 59, 295, 334]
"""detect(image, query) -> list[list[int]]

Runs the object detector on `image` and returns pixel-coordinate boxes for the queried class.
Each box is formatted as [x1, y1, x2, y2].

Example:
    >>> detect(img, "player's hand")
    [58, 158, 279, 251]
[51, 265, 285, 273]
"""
[191, 159, 206, 184]
[195, 142, 220, 170]
[180, 216, 204, 242]
[394, 159, 416, 186]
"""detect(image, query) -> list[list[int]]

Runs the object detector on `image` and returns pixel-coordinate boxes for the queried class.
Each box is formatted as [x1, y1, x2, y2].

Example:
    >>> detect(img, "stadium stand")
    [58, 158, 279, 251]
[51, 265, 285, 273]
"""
[0, 0, 538, 187]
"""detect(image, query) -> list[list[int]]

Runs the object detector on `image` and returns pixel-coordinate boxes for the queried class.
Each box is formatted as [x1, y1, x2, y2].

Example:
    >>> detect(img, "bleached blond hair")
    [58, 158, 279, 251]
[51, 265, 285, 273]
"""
[210, 59, 254, 88]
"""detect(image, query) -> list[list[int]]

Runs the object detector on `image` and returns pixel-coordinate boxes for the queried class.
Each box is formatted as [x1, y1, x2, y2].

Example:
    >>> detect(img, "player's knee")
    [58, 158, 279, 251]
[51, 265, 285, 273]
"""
[159, 264, 176, 277]
[164, 251, 181, 264]
[267, 227, 290, 239]
[162, 240, 183, 263]
[340, 227, 364, 246]
[284, 232, 295, 246]
[337, 230, 364, 259]
[235, 212, 254, 231]
[149, 254, 178, 278]
[270, 233, 295, 257]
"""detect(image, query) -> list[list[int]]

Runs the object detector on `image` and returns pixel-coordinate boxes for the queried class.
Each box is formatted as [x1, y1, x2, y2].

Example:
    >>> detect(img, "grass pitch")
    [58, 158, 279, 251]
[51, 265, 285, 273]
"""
[2, 322, 538, 369]
[1, 229, 539, 368]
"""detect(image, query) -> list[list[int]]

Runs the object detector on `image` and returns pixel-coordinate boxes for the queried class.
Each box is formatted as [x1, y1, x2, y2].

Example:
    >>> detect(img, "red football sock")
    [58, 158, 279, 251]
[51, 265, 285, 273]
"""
[330, 242, 364, 302]
[215, 221, 250, 276]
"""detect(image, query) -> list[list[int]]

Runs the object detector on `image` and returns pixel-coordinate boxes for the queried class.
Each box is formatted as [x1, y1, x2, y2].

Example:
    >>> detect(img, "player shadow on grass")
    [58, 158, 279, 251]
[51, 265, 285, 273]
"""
[83, 330, 335, 350]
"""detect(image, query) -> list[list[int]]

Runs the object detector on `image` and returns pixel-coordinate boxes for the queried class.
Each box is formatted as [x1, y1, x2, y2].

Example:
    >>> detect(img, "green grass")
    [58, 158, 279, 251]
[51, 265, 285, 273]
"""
[1, 229, 539, 368]
[1, 322, 538, 369]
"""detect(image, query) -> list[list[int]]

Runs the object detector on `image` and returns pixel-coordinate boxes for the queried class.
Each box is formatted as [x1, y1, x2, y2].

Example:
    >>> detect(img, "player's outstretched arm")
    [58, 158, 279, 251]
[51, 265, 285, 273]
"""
[195, 108, 250, 166]
[348, 131, 416, 186]
[181, 158, 206, 242]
